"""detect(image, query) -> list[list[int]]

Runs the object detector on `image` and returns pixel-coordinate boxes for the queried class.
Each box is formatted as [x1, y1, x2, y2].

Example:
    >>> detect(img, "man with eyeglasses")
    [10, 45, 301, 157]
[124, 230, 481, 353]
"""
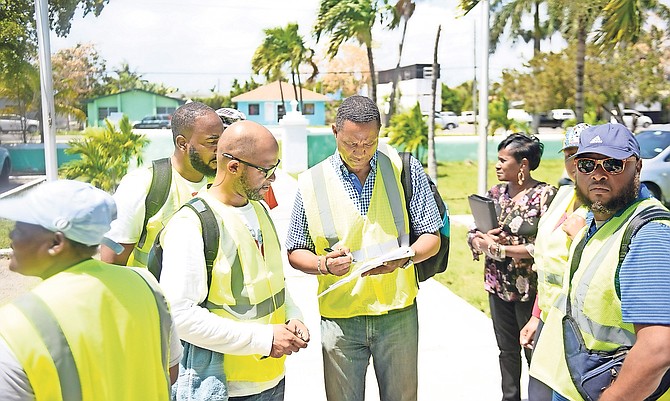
[159, 120, 308, 401]
[530, 123, 670, 401]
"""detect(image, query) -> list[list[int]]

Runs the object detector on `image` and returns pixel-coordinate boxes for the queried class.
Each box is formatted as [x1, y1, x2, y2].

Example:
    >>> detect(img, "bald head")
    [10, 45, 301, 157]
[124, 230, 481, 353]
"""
[217, 120, 278, 161]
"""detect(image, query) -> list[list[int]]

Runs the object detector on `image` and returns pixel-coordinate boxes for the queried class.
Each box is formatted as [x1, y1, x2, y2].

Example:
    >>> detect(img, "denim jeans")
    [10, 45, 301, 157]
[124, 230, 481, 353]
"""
[172, 341, 228, 401]
[229, 379, 285, 401]
[552, 391, 570, 401]
[320, 303, 418, 401]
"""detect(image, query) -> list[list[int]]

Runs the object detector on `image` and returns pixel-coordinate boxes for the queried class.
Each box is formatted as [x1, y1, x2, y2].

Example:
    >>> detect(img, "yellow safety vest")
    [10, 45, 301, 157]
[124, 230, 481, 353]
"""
[198, 192, 287, 383]
[534, 185, 587, 321]
[298, 143, 417, 318]
[130, 166, 204, 267]
[531, 198, 670, 401]
[0, 259, 171, 401]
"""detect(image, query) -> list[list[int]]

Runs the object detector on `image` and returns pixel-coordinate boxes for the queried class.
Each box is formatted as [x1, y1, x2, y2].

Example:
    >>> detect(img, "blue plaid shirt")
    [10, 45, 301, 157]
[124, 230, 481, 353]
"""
[285, 150, 443, 252]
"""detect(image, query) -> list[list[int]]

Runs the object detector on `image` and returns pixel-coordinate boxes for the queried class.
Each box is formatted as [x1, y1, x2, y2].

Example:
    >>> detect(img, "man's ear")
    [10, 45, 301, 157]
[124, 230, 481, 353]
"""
[48, 232, 68, 256]
[175, 135, 188, 152]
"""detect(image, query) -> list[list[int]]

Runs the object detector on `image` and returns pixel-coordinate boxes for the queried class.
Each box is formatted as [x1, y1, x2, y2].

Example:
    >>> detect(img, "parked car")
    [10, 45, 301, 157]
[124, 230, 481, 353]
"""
[551, 108, 576, 122]
[458, 110, 477, 124]
[637, 127, 670, 204]
[610, 109, 653, 130]
[0, 146, 11, 186]
[507, 109, 532, 124]
[132, 114, 172, 129]
[423, 111, 459, 130]
[0, 114, 39, 133]
[538, 112, 562, 128]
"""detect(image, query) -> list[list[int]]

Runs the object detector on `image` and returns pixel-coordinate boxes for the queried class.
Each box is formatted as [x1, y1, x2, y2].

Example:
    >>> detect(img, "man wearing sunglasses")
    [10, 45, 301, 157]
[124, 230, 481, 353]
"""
[159, 120, 308, 401]
[531, 123, 670, 401]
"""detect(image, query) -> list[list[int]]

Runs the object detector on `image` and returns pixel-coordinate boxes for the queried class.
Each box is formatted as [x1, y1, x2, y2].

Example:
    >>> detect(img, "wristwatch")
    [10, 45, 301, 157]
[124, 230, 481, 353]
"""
[402, 257, 414, 269]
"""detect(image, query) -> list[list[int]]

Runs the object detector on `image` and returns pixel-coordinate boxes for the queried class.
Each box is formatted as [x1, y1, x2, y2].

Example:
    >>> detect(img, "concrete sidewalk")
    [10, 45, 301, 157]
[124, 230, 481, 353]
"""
[269, 168, 529, 400]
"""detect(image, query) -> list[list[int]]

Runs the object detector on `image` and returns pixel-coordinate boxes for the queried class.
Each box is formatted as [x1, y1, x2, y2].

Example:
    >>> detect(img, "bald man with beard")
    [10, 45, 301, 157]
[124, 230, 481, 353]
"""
[159, 120, 309, 401]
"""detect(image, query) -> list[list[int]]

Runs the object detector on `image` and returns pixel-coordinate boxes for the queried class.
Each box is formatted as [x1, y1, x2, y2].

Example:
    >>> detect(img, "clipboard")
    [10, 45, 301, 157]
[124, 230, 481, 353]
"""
[467, 194, 499, 232]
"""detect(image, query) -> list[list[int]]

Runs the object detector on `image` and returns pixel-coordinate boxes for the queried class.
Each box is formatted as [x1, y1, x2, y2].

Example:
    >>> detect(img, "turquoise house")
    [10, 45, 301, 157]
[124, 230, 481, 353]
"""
[86, 89, 184, 127]
[232, 81, 329, 126]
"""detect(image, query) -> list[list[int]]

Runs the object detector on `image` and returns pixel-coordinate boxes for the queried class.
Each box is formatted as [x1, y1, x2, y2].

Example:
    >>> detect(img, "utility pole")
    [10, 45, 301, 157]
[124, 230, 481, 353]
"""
[477, 0, 490, 195]
[35, 0, 58, 181]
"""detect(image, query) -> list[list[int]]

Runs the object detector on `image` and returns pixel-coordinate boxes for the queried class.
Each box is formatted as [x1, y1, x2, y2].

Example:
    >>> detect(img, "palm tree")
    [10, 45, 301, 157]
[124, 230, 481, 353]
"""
[314, 0, 391, 104]
[387, 103, 428, 159]
[386, 0, 416, 126]
[427, 25, 440, 183]
[252, 23, 318, 114]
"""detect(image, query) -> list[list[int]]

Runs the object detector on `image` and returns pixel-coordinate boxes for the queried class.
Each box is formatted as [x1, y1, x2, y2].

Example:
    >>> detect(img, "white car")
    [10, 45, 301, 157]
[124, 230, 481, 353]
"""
[423, 112, 459, 130]
[459, 111, 476, 124]
[610, 109, 653, 130]
[637, 127, 670, 205]
[507, 109, 532, 124]
[551, 109, 576, 121]
[0, 114, 39, 133]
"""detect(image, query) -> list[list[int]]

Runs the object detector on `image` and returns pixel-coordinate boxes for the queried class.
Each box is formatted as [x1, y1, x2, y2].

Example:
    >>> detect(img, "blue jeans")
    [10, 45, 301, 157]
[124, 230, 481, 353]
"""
[229, 379, 285, 401]
[172, 341, 228, 401]
[552, 391, 570, 401]
[320, 303, 418, 401]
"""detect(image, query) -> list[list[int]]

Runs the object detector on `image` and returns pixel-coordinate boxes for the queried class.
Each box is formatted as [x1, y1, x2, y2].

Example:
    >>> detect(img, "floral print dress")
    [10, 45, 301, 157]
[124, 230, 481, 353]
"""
[469, 182, 556, 302]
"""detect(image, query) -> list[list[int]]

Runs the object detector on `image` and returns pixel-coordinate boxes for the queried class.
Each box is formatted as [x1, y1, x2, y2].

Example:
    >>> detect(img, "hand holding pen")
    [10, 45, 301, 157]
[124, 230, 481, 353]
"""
[321, 246, 354, 276]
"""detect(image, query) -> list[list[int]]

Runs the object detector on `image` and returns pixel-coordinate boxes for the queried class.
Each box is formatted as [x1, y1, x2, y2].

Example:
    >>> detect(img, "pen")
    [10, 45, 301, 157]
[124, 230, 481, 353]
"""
[324, 248, 356, 262]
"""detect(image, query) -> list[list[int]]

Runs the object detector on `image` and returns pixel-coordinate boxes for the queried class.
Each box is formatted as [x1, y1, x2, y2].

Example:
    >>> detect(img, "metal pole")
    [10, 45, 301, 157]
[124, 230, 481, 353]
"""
[477, 0, 490, 195]
[34, 0, 58, 181]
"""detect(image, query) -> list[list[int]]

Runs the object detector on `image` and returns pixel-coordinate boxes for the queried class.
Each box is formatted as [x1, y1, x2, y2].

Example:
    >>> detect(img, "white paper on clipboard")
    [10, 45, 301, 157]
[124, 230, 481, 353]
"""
[317, 246, 415, 298]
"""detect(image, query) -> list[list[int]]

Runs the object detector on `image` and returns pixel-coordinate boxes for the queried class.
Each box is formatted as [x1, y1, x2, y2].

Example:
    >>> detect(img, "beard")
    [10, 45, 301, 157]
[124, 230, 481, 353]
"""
[576, 176, 640, 216]
[189, 147, 216, 178]
[238, 169, 265, 201]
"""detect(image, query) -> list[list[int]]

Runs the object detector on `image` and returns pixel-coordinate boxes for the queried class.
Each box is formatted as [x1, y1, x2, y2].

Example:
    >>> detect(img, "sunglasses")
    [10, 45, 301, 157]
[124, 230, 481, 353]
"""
[222, 153, 280, 178]
[575, 157, 635, 175]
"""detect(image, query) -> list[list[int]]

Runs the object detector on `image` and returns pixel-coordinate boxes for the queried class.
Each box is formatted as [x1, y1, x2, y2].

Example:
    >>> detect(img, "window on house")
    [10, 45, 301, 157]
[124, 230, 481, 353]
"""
[248, 104, 260, 115]
[303, 103, 315, 115]
[98, 107, 118, 120]
[156, 107, 176, 114]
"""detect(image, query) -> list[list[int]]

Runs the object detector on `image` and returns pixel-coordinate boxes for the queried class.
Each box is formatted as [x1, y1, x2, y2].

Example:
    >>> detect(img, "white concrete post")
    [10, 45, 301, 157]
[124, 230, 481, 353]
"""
[279, 100, 309, 174]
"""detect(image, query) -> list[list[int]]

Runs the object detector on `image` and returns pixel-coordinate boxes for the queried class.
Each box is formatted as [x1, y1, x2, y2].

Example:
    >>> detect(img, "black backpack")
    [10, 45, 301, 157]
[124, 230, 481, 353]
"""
[399, 152, 450, 282]
[146, 197, 220, 305]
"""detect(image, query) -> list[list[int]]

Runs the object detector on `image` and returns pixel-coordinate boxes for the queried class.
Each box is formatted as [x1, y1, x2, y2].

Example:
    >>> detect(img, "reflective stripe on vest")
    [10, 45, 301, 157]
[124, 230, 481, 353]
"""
[298, 144, 417, 318]
[206, 288, 285, 320]
[14, 294, 82, 401]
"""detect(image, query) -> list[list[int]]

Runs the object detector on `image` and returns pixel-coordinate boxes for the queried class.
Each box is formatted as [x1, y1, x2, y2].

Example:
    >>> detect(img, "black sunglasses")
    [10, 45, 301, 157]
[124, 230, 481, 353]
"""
[575, 157, 634, 175]
[222, 153, 280, 178]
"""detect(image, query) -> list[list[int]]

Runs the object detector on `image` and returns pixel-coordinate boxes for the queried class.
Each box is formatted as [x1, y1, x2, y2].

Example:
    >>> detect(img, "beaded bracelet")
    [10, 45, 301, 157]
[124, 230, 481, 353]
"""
[316, 256, 325, 275]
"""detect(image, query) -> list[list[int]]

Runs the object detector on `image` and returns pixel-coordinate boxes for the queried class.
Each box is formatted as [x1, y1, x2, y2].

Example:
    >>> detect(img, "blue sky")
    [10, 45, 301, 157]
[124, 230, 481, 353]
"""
[49, 0, 567, 95]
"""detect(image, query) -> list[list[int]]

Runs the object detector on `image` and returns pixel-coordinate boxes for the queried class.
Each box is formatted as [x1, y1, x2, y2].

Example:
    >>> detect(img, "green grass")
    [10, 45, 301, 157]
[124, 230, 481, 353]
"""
[0, 219, 12, 249]
[432, 159, 564, 317]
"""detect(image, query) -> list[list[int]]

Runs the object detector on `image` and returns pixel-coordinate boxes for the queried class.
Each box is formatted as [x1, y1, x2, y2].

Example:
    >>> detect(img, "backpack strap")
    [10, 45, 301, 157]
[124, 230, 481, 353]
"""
[183, 197, 220, 296]
[399, 151, 413, 212]
[138, 158, 172, 249]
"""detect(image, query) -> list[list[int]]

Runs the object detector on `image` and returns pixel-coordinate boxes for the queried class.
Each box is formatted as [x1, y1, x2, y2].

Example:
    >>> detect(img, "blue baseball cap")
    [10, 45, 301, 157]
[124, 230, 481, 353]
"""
[574, 123, 640, 160]
[0, 180, 117, 246]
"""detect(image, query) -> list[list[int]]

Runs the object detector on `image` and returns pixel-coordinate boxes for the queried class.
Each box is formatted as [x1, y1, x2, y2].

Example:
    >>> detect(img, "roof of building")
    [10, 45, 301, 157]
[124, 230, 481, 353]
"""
[86, 88, 184, 103]
[232, 81, 330, 102]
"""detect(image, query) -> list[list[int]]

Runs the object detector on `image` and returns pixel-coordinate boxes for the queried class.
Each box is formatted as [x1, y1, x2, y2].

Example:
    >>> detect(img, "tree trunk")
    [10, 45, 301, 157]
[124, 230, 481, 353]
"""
[366, 45, 377, 104]
[428, 25, 441, 184]
[387, 17, 410, 127]
[297, 70, 304, 113]
[278, 80, 286, 122]
[575, 18, 587, 123]
[290, 71, 300, 111]
[530, 0, 542, 133]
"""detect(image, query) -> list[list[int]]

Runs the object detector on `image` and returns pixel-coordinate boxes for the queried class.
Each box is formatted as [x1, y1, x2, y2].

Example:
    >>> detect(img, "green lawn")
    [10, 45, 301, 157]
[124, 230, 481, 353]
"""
[0, 158, 565, 316]
[432, 159, 564, 316]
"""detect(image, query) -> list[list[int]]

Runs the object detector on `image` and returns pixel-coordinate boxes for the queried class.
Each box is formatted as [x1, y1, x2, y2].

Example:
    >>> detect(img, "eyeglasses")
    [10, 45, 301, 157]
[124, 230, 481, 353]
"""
[575, 157, 635, 175]
[222, 153, 280, 178]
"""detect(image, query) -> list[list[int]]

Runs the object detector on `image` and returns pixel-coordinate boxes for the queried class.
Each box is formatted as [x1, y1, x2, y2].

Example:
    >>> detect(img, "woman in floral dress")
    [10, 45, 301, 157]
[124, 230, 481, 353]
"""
[468, 133, 557, 401]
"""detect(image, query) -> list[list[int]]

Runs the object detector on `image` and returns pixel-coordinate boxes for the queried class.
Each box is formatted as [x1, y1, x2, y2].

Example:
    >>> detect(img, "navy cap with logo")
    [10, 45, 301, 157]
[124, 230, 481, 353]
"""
[574, 123, 640, 160]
